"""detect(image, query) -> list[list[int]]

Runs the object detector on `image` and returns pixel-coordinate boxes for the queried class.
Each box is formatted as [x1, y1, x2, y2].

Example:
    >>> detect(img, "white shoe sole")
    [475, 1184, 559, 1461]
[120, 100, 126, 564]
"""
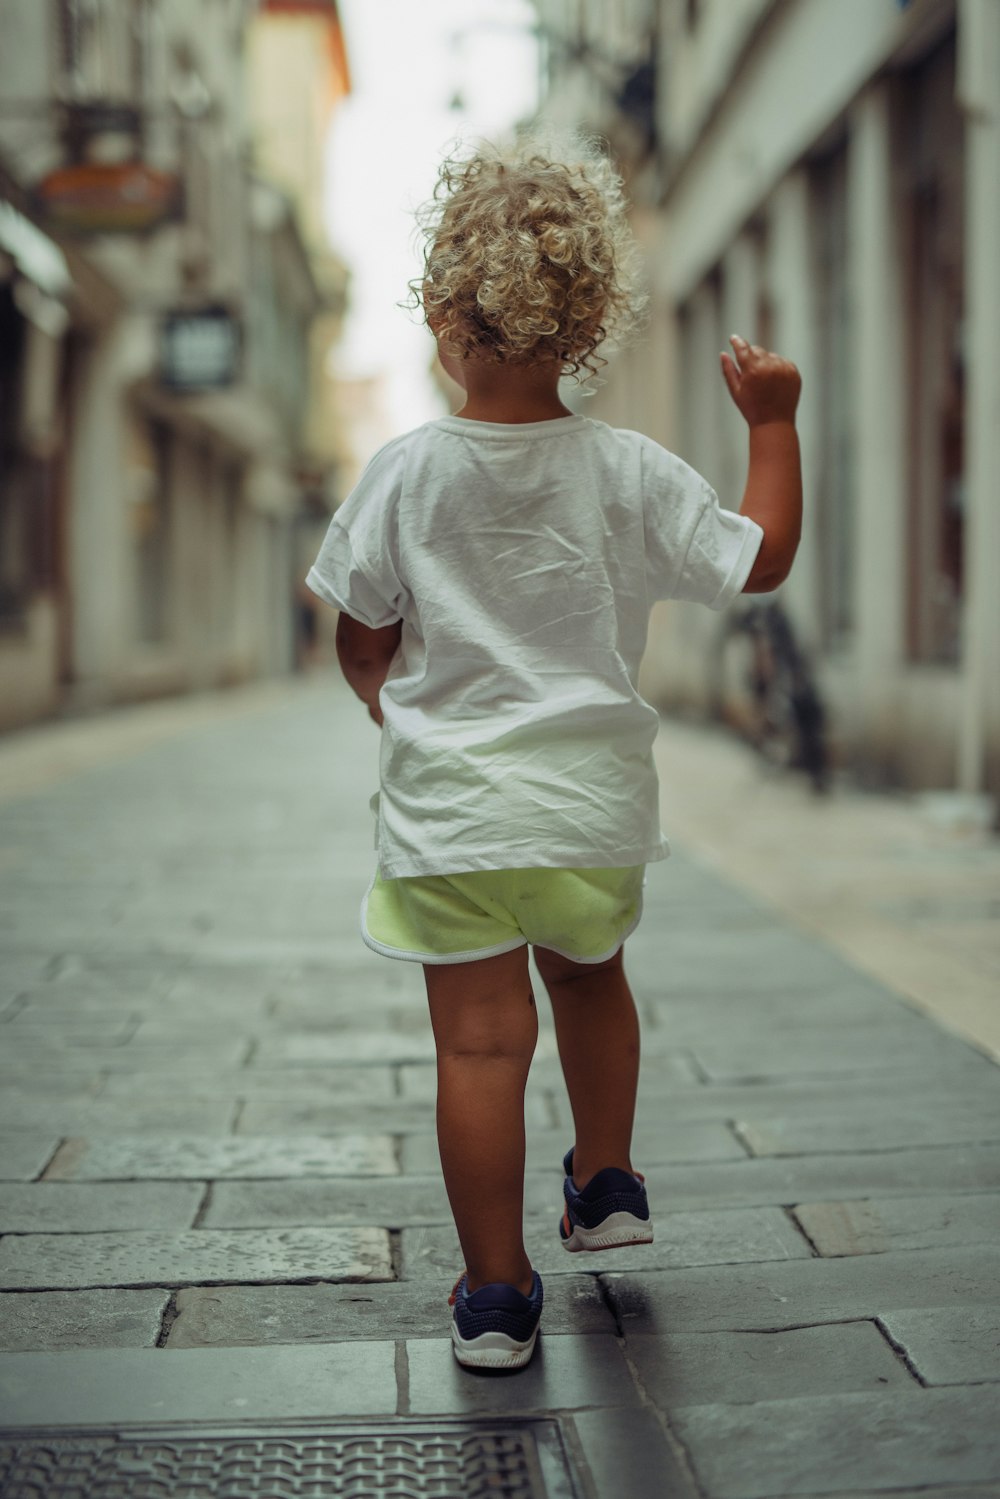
[560, 1211, 654, 1253]
[451, 1323, 539, 1370]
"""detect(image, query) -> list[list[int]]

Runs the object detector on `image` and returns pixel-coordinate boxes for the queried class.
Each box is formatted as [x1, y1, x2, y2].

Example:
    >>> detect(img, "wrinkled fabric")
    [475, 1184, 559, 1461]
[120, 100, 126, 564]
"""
[306, 414, 762, 878]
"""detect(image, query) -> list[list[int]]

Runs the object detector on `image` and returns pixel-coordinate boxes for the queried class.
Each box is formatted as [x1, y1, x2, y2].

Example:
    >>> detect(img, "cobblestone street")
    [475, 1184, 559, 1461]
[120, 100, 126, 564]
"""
[0, 677, 998, 1498]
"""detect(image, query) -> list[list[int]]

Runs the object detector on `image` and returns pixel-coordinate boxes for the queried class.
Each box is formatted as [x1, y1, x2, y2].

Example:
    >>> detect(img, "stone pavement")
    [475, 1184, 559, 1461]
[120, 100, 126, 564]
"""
[0, 675, 998, 1498]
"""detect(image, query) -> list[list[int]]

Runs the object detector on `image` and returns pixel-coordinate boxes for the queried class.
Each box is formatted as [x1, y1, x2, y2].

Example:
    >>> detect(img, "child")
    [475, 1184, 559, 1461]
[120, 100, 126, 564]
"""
[305, 130, 802, 1371]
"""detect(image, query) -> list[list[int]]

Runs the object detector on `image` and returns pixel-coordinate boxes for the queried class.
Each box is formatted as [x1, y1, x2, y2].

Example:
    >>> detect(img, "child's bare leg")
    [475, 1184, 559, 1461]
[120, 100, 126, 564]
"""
[533, 945, 639, 1188]
[423, 946, 537, 1295]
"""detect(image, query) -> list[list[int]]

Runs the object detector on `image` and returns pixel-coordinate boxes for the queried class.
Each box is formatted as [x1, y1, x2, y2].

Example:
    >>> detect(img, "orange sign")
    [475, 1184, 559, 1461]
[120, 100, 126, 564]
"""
[35, 162, 181, 235]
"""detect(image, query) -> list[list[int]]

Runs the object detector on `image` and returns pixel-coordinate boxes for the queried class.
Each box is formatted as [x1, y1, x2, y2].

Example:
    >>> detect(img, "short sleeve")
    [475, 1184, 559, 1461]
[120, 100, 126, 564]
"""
[673, 488, 764, 610]
[305, 438, 409, 629]
[641, 439, 763, 610]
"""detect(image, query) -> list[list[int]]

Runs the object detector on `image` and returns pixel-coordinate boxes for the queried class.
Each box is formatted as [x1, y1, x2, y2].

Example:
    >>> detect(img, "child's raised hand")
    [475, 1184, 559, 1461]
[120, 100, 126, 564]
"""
[720, 335, 801, 428]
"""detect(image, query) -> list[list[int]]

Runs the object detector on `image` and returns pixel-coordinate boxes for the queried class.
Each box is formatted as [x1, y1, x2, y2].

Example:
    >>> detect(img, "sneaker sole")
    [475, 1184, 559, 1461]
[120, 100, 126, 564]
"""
[450, 1324, 539, 1370]
[561, 1212, 654, 1253]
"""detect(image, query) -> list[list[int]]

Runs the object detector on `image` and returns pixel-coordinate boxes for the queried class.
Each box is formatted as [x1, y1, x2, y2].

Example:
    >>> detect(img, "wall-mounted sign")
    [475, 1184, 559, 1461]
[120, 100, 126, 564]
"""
[160, 306, 242, 393]
[35, 161, 182, 235]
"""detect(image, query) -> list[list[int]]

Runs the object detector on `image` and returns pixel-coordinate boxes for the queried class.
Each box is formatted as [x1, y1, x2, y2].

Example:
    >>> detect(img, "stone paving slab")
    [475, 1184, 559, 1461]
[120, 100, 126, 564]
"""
[640, 998, 930, 1047]
[256, 1032, 439, 1066]
[0, 1227, 393, 1289]
[13, 973, 181, 1001]
[202, 1175, 453, 1229]
[685, 1027, 985, 1082]
[402, 1119, 747, 1175]
[0, 958, 50, 998]
[45, 1133, 399, 1180]
[631, 1075, 1000, 1129]
[129, 1016, 427, 1048]
[236, 1091, 554, 1135]
[546, 1062, 998, 1124]
[166, 1275, 615, 1346]
[0, 1341, 399, 1424]
[1, 1016, 135, 1042]
[0, 1042, 252, 1071]
[878, 1307, 1000, 1386]
[0, 1289, 169, 1351]
[625, 927, 876, 990]
[568, 1406, 700, 1499]
[626, 1323, 912, 1410]
[0, 1135, 60, 1182]
[738, 1105, 1000, 1156]
[269, 993, 434, 1027]
[397, 1051, 704, 1100]
[602, 1246, 1000, 1334]
[0, 1182, 204, 1233]
[100, 1066, 398, 1098]
[672, 1386, 1000, 1497]
[0, 1097, 237, 1135]
[405, 1334, 641, 1414]
[639, 970, 919, 1009]
[400, 1207, 810, 1281]
[633, 1144, 1000, 1213]
[12, 998, 261, 1026]
[0, 1072, 105, 1097]
[793, 1194, 1000, 1256]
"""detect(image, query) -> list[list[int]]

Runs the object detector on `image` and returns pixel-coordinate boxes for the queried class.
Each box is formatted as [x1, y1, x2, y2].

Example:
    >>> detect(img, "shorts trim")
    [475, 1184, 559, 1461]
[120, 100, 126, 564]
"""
[359, 876, 644, 967]
[360, 878, 527, 965]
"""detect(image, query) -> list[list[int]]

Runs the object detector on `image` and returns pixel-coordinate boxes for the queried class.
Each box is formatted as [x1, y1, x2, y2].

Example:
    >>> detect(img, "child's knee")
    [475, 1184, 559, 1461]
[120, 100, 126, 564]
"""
[434, 1001, 537, 1065]
[426, 950, 537, 1061]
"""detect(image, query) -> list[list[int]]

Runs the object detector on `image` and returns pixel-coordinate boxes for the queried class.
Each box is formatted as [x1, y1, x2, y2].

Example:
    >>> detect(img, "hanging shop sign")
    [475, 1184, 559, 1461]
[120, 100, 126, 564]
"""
[35, 161, 182, 235]
[160, 306, 242, 393]
[34, 100, 179, 235]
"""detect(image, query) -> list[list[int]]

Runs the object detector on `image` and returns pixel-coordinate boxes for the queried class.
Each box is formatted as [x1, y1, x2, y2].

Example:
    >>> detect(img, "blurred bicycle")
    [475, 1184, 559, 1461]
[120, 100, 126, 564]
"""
[713, 600, 830, 794]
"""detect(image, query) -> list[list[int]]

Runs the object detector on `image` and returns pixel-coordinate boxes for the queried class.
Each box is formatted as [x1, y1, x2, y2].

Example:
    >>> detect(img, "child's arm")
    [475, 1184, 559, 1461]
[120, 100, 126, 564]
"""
[336, 613, 403, 726]
[720, 334, 802, 592]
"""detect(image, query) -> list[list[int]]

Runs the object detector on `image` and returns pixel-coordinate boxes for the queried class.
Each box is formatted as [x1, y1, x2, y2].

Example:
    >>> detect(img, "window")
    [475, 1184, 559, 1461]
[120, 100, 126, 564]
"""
[901, 34, 964, 665]
[0, 285, 61, 630]
[131, 420, 172, 645]
[809, 140, 854, 649]
[58, 0, 134, 100]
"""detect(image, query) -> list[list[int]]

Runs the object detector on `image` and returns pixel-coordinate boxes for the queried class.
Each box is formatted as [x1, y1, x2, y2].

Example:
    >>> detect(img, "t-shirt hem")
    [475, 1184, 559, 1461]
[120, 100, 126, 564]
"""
[376, 838, 670, 881]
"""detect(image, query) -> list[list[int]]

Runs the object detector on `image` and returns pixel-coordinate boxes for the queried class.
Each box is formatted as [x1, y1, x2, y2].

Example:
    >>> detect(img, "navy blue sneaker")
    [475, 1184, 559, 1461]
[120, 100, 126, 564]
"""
[560, 1147, 653, 1252]
[448, 1270, 544, 1369]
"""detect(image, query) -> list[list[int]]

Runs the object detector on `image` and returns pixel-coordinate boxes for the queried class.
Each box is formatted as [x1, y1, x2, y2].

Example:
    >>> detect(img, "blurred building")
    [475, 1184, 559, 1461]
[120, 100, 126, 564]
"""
[245, 0, 352, 649]
[536, 0, 999, 804]
[0, 0, 350, 731]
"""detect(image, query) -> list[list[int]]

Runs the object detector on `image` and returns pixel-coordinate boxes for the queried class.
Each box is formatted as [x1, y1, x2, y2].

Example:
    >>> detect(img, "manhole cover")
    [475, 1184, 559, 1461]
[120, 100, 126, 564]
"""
[0, 1419, 577, 1498]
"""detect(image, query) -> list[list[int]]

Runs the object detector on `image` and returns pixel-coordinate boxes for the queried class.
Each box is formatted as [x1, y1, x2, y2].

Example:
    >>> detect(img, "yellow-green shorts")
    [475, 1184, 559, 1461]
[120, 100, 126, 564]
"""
[361, 865, 645, 966]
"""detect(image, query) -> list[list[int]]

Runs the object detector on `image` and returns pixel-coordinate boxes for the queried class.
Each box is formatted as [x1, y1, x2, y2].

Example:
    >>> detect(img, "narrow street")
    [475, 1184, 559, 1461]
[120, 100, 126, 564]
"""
[0, 677, 998, 1498]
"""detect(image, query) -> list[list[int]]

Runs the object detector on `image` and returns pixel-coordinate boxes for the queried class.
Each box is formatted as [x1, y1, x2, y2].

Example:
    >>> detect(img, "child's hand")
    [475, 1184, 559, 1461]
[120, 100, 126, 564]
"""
[720, 335, 801, 428]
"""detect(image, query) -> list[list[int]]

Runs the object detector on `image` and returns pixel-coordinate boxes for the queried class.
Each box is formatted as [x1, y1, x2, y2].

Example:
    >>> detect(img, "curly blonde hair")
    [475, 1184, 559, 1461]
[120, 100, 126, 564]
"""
[409, 127, 647, 386]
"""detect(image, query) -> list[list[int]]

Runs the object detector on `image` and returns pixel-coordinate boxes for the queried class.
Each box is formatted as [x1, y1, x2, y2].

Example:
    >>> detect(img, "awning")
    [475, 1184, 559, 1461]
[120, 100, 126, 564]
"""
[0, 199, 72, 300]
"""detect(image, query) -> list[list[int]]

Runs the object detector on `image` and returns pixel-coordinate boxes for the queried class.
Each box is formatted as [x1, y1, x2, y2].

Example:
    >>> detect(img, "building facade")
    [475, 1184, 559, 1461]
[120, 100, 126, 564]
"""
[537, 0, 999, 804]
[0, 0, 348, 730]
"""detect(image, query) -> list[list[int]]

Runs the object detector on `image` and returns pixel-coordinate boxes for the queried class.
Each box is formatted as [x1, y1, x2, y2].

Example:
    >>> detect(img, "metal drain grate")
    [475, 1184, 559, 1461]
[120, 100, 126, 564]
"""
[0, 1420, 577, 1499]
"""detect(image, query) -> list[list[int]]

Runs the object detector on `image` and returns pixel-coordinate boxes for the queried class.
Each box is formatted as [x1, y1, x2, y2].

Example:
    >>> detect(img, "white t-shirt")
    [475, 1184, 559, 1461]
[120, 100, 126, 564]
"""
[306, 413, 763, 879]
